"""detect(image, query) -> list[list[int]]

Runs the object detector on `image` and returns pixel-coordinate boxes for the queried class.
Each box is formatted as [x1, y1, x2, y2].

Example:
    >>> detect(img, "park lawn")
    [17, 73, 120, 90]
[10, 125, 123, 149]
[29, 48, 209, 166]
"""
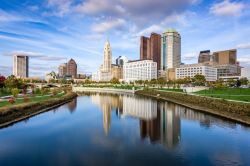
[0, 93, 64, 108]
[194, 88, 250, 102]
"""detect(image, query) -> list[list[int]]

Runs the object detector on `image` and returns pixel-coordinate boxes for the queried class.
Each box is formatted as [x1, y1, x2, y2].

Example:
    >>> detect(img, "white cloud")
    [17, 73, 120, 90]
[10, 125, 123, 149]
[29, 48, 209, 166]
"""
[47, 0, 73, 16]
[238, 56, 250, 65]
[237, 43, 250, 49]
[91, 19, 126, 33]
[137, 25, 163, 36]
[210, 0, 245, 17]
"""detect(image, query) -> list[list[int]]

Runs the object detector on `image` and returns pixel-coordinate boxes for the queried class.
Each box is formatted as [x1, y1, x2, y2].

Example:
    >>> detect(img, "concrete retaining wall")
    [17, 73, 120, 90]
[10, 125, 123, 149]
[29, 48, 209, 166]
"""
[72, 87, 135, 94]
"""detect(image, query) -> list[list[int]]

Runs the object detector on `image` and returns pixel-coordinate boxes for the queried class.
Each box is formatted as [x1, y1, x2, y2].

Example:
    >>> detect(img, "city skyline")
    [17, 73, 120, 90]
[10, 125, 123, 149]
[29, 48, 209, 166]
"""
[1, 0, 250, 77]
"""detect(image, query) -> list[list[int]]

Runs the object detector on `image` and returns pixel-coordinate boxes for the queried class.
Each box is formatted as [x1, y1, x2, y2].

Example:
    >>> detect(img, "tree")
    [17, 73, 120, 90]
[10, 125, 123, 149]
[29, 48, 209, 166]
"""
[110, 77, 119, 84]
[240, 77, 249, 85]
[11, 88, 19, 98]
[192, 74, 206, 86]
[157, 77, 166, 88]
[4, 75, 23, 89]
[0, 75, 6, 88]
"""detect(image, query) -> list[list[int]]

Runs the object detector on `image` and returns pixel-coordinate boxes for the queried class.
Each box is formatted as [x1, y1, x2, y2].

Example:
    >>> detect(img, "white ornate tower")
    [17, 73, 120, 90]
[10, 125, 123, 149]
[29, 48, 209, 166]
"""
[103, 40, 112, 72]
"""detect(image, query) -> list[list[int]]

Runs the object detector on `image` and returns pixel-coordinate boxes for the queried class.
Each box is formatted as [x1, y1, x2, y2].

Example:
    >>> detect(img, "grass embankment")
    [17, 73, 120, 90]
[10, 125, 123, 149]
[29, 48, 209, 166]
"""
[136, 89, 250, 125]
[0, 92, 77, 127]
[0, 93, 64, 107]
[194, 88, 250, 102]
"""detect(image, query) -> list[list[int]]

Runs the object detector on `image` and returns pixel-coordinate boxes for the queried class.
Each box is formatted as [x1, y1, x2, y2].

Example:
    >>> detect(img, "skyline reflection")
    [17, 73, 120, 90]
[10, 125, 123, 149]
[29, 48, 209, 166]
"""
[90, 92, 238, 150]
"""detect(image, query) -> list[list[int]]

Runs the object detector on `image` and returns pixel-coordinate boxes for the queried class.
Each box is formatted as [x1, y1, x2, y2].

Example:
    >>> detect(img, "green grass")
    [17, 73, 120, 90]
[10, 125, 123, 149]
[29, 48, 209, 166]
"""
[194, 88, 250, 102]
[0, 93, 64, 107]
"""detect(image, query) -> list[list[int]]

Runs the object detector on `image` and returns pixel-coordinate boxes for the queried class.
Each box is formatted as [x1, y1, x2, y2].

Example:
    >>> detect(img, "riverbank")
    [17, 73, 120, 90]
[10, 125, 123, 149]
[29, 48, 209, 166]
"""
[136, 90, 250, 126]
[0, 92, 77, 128]
[72, 87, 137, 94]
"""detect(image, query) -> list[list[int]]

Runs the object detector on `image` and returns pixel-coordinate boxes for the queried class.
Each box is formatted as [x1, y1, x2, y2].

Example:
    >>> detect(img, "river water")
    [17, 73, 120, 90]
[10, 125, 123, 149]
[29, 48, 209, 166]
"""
[0, 93, 250, 166]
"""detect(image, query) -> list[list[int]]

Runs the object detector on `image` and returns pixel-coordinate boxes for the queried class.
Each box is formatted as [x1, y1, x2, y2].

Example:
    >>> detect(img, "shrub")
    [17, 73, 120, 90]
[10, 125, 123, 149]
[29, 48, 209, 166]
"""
[41, 88, 48, 96]
[35, 88, 41, 95]
[11, 88, 19, 98]
[8, 97, 15, 104]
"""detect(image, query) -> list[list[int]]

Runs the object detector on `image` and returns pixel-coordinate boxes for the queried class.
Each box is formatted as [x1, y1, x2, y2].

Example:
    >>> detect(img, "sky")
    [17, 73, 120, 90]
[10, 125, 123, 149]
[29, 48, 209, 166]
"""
[0, 0, 250, 78]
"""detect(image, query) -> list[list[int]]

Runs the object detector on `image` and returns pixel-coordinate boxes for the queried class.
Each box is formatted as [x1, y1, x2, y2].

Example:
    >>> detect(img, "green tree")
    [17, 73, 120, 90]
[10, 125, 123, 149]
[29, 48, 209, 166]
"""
[192, 74, 206, 86]
[157, 77, 166, 88]
[110, 77, 119, 84]
[11, 88, 19, 98]
[4, 75, 23, 89]
[240, 77, 249, 85]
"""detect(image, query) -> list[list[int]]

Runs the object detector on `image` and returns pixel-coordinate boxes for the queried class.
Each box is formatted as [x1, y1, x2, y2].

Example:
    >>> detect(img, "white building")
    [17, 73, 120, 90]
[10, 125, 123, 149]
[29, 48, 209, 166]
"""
[161, 28, 181, 70]
[241, 67, 250, 80]
[176, 63, 217, 81]
[123, 60, 157, 82]
[13, 54, 29, 78]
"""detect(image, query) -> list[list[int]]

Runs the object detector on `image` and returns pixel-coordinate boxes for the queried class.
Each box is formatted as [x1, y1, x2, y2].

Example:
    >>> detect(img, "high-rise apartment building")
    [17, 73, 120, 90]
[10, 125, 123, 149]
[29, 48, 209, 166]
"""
[140, 33, 161, 70]
[13, 54, 29, 78]
[58, 63, 67, 77]
[67, 59, 77, 78]
[213, 49, 236, 65]
[161, 29, 181, 70]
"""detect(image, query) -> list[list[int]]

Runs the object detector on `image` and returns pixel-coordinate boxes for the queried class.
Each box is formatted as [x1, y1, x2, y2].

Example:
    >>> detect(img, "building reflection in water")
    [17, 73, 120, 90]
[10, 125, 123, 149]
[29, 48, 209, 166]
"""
[67, 98, 77, 113]
[90, 92, 237, 149]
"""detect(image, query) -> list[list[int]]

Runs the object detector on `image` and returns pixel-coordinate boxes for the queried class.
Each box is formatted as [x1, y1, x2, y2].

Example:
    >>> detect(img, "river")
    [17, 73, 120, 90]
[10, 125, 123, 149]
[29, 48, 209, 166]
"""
[0, 92, 249, 166]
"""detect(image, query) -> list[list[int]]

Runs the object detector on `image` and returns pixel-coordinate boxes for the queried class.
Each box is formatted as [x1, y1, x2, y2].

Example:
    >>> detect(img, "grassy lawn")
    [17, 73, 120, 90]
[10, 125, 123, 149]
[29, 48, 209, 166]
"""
[194, 88, 250, 102]
[0, 93, 64, 107]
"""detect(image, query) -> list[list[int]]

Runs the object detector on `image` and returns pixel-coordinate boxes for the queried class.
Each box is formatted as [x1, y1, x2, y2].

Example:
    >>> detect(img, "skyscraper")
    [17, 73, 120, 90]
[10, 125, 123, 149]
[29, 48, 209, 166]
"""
[140, 33, 161, 70]
[140, 36, 150, 60]
[161, 28, 181, 70]
[58, 63, 67, 77]
[67, 59, 77, 78]
[103, 40, 112, 72]
[13, 54, 29, 78]
[150, 33, 161, 70]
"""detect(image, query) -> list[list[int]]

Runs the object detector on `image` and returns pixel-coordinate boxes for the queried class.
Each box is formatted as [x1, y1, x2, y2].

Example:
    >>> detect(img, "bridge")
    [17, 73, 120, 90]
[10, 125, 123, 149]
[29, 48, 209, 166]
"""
[27, 83, 69, 88]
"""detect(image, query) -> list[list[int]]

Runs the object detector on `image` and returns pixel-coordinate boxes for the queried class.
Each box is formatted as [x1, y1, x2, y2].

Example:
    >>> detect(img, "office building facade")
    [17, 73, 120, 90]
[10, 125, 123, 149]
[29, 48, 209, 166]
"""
[176, 64, 217, 81]
[58, 63, 67, 77]
[123, 60, 157, 82]
[161, 29, 181, 70]
[198, 50, 212, 63]
[67, 59, 77, 78]
[13, 54, 29, 78]
[140, 33, 161, 70]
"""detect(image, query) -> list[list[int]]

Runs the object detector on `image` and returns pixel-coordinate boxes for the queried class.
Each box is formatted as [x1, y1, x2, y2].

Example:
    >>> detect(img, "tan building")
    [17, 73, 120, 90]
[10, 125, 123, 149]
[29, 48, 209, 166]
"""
[58, 63, 67, 77]
[213, 49, 236, 65]
[13, 54, 29, 78]
[111, 65, 123, 80]
[67, 59, 77, 78]
[166, 68, 176, 81]
[198, 50, 212, 63]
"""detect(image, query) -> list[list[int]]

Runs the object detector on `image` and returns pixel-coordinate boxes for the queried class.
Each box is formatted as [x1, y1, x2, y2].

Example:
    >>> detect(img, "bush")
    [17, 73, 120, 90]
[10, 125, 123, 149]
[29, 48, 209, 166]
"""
[11, 88, 19, 98]
[35, 88, 41, 94]
[8, 97, 15, 104]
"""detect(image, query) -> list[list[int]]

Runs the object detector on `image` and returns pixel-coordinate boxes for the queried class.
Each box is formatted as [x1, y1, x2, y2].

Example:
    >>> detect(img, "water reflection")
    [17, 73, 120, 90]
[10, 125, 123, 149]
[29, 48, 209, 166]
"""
[90, 92, 239, 150]
[67, 98, 77, 113]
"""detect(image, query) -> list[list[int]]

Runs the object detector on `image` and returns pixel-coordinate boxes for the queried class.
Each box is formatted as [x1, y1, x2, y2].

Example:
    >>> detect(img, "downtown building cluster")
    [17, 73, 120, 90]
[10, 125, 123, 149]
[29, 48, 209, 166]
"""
[92, 28, 248, 82]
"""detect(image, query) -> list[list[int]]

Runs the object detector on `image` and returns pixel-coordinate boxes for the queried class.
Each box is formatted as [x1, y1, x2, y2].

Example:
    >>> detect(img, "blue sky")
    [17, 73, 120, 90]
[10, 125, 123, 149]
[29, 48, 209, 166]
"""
[0, 0, 250, 77]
